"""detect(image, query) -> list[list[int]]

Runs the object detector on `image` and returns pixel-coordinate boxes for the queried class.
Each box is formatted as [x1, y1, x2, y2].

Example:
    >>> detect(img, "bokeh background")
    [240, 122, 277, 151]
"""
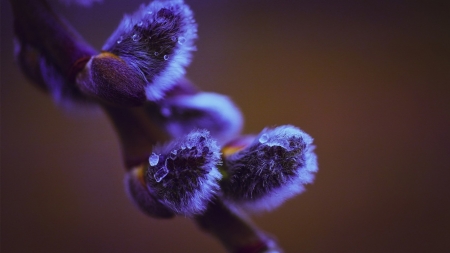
[2, 0, 449, 252]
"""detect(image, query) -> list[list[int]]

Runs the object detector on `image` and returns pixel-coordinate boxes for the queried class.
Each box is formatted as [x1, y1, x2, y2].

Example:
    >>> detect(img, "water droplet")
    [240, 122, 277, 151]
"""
[171, 36, 177, 42]
[116, 36, 123, 44]
[165, 158, 175, 170]
[154, 166, 169, 182]
[164, 55, 169, 60]
[170, 150, 178, 159]
[149, 153, 159, 166]
[132, 34, 140, 41]
[177, 36, 186, 45]
[259, 134, 269, 144]
[137, 21, 143, 27]
[154, 51, 159, 56]
[146, 11, 153, 16]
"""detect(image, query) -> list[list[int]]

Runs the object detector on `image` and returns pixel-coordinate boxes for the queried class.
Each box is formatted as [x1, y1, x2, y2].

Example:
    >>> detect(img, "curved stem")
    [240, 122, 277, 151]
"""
[10, 0, 97, 80]
[195, 200, 282, 253]
[102, 104, 170, 169]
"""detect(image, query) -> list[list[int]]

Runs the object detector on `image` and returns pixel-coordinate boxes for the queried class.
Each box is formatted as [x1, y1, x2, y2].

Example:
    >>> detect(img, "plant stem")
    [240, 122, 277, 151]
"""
[102, 104, 170, 169]
[195, 200, 282, 253]
[10, 0, 97, 81]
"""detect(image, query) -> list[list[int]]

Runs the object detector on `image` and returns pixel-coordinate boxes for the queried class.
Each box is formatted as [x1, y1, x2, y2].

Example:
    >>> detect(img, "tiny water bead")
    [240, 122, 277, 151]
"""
[164, 55, 169, 60]
[154, 51, 160, 56]
[177, 36, 186, 45]
[170, 150, 178, 159]
[137, 21, 144, 27]
[116, 36, 123, 44]
[132, 33, 140, 41]
[154, 166, 169, 182]
[259, 134, 269, 144]
[171, 36, 177, 42]
[149, 153, 159, 166]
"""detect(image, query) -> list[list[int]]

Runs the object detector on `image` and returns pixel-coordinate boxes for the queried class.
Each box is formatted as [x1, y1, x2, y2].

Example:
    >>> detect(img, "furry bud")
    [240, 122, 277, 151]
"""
[221, 125, 318, 212]
[145, 129, 222, 216]
[102, 0, 197, 101]
[156, 92, 243, 145]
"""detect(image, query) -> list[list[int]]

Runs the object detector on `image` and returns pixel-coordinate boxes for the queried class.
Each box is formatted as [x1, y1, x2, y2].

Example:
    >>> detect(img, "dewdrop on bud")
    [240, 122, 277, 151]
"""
[221, 125, 318, 212]
[149, 153, 160, 166]
[124, 166, 175, 219]
[145, 129, 222, 216]
[102, 0, 198, 101]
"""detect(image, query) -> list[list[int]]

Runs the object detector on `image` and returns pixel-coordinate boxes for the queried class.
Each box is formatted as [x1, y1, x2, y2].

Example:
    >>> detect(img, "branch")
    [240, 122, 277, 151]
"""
[195, 200, 282, 253]
[10, 1, 287, 252]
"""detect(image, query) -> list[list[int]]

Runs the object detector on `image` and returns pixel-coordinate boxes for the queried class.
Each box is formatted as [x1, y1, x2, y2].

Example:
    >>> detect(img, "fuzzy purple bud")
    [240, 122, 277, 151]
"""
[102, 0, 197, 101]
[145, 129, 222, 216]
[155, 92, 243, 145]
[221, 125, 318, 212]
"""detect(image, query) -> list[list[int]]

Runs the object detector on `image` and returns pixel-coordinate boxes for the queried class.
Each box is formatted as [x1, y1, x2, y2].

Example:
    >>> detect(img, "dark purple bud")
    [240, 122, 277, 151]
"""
[102, 0, 197, 101]
[145, 129, 222, 216]
[221, 125, 318, 212]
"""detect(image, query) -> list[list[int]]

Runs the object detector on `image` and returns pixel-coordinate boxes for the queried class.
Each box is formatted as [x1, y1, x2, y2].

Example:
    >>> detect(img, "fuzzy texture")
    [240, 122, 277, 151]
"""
[157, 92, 244, 145]
[145, 129, 222, 216]
[221, 125, 318, 212]
[102, 0, 197, 101]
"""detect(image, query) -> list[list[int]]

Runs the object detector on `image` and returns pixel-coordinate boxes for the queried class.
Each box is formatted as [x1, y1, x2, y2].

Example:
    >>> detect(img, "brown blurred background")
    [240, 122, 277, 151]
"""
[1, 0, 449, 252]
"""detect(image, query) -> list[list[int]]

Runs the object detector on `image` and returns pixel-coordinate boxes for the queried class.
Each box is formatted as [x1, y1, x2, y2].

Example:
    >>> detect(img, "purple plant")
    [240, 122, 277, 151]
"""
[11, 0, 318, 252]
[101, 0, 197, 101]
[221, 125, 318, 212]
[145, 129, 222, 216]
